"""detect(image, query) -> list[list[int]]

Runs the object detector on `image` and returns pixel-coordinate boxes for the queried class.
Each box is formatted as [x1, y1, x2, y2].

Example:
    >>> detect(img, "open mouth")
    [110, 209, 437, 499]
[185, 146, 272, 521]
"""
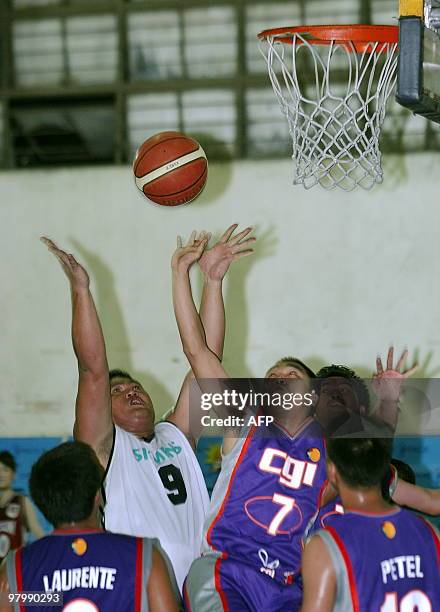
[129, 397, 145, 406]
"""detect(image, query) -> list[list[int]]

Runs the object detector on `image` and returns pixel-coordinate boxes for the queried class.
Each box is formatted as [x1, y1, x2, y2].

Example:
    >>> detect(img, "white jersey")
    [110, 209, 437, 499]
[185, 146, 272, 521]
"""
[102, 422, 209, 592]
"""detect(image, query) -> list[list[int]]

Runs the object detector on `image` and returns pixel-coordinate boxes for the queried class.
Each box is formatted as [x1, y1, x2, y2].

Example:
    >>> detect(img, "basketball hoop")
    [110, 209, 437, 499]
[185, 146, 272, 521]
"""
[258, 25, 399, 191]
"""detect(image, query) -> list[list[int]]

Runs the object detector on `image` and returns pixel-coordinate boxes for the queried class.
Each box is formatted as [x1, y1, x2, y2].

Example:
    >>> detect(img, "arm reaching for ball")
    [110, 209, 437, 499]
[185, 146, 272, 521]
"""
[171, 230, 254, 454]
[40, 238, 113, 467]
[168, 225, 255, 444]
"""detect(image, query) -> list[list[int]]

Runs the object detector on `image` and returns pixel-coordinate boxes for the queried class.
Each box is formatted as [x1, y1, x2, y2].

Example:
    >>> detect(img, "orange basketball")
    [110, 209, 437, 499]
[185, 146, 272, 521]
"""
[133, 131, 208, 206]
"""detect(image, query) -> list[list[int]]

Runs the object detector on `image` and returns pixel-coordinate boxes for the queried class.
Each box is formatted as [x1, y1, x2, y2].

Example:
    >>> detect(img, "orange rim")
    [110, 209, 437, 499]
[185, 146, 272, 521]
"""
[258, 24, 399, 53]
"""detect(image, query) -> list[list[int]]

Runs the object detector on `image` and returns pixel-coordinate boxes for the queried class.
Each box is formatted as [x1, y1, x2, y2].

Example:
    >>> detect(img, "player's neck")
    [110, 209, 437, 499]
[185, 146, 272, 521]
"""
[283, 407, 311, 435]
[56, 516, 102, 532]
[339, 485, 393, 514]
[120, 423, 155, 439]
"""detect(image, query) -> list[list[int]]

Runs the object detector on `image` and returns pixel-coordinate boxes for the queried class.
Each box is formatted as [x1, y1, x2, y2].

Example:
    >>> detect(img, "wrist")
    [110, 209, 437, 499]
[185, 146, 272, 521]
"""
[172, 263, 191, 276]
[203, 276, 223, 286]
[71, 285, 90, 296]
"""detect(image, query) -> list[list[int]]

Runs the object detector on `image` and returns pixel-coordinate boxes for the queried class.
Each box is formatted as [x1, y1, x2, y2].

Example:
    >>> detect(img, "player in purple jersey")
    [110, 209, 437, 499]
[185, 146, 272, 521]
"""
[171, 232, 336, 611]
[0, 442, 179, 612]
[301, 437, 440, 612]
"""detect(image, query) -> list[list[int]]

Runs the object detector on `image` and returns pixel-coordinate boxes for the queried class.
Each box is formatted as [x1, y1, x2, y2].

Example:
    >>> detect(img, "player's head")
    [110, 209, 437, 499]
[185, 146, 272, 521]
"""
[0, 451, 16, 490]
[265, 357, 315, 404]
[326, 437, 392, 492]
[264, 357, 317, 419]
[30, 441, 104, 528]
[315, 365, 370, 430]
[265, 357, 316, 381]
[109, 369, 155, 435]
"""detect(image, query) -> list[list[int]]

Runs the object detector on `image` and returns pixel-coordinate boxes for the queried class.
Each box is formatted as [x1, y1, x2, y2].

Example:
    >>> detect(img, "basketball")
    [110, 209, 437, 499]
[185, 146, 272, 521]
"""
[133, 131, 208, 206]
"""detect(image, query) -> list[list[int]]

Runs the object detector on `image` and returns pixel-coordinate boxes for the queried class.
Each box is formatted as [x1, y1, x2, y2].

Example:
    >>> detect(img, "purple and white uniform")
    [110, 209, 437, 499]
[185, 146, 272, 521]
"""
[184, 417, 327, 611]
[316, 508, 440, 612]
[5, 529, 173, 611]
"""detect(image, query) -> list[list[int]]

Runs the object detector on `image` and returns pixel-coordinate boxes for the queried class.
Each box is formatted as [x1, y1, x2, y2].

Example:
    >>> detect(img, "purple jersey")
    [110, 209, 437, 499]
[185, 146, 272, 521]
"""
[204, 418, 327, 586]
[305, 495, 344, 539]
[319, 508, 440, 611]
[5, 529, 156, 611]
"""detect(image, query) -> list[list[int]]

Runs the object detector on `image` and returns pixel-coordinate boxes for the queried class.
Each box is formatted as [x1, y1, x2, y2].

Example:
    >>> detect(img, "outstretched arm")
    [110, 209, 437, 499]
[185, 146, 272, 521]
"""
[172, 231, 252, 454]
[171, 231, 227, 380]
[168, 225, 255, 440]
[41, 238, 112, 465]
[372, 346, 418, 431]
[392, 478, 440, 515]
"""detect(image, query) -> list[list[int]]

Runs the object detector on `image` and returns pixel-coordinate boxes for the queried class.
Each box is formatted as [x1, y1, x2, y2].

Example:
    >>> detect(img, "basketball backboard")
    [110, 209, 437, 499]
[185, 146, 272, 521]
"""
[396, 0, 440, 123]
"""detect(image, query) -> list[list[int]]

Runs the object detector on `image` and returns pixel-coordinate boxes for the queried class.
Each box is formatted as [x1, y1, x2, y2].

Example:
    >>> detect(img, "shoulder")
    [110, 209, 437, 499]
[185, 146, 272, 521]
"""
[155, 421, 194, 450]
[302, 532, 335, 574]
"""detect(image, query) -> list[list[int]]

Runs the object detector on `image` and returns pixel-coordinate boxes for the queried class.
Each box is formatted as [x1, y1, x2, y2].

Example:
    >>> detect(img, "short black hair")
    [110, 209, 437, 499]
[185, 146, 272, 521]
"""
[317, 364, 370, 411]
[30, 442, 104, 527]
[390, 458, 416, 485]
[109, 369, 134, 383]
[327, 437, 392, 488]
[0, 451, 16, 472]
[270, 357, 316, 379]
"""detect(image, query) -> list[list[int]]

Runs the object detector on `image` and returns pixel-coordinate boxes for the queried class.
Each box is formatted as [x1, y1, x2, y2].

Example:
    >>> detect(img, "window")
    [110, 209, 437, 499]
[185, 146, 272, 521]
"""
[0, 0, 437, 169]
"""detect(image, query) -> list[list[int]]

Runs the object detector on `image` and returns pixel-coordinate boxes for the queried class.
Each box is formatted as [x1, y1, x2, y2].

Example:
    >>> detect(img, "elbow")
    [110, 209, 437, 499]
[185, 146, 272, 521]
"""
[182, 340, 206, 366]
[183, 343, 201, 362]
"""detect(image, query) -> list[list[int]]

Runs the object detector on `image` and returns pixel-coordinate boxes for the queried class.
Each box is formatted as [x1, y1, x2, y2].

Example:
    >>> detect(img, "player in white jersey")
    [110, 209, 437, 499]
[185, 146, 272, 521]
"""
[40, 225, 255, 591]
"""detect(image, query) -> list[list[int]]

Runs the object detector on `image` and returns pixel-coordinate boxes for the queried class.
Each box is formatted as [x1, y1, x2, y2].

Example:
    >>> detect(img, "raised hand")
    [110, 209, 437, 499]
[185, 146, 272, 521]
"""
[40, 237, 90, 290]
[171, 231, 211, 272]
[199, 224, 255, 281]
[372, 346, 418, 402]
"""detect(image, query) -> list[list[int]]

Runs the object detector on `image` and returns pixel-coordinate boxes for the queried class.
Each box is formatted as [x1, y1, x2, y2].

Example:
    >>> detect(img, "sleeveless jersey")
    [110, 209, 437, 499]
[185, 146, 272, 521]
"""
[0, 494, 24, 562]
[5, 530, 161, 611]
[305, 495, 344, 539]
[203, 417, 327, 586]
[305, 465, 397, 539]
[318, 508, 440, 611]
[103, 422, 209, 591]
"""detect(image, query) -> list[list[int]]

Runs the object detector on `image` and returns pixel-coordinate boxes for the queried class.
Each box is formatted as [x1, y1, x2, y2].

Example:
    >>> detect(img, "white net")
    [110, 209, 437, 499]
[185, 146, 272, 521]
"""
[260, 32, 398, 190]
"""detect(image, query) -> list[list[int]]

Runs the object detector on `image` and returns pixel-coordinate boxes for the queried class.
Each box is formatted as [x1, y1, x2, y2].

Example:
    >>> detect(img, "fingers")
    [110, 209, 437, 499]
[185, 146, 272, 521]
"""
[185, 230, 197, 246]
[395, 348, 408, 372]
[386, 346, 394, 371]
[219, 224, 238, 244]
[183, 230, 210, 247]
[403, 364, 418, 378]
[40, 236, 71, 266]
[231, 250, 253, 261]
[194, 234, 210, 257]
[230, 237, 256, 254]
[376, 356, 384, 375]
[229, 227, 253, 246]
[40, 236, 58, 250]
[40, 236, 66, 257]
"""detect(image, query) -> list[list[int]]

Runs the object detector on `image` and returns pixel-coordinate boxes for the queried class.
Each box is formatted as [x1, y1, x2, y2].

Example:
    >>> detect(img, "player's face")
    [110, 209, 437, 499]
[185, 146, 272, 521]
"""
[315, 377, 360, 427]
[265, 362, 312, 397]
[0, 462, 14, 490]
[110, 377, 155, 435]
